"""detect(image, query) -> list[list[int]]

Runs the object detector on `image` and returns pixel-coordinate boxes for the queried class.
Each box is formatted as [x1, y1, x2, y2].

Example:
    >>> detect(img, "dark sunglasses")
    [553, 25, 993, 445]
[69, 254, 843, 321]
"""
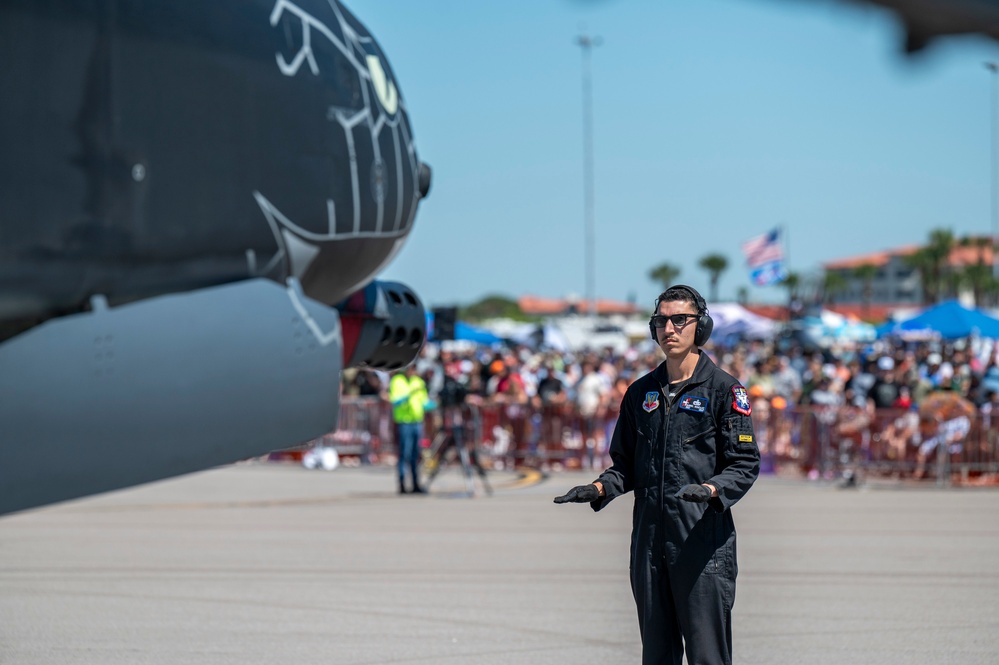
[650, 313, 698, 328]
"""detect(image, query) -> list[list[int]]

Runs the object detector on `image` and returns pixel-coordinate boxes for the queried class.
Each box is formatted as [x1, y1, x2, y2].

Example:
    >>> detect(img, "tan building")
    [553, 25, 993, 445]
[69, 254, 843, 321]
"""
[822, 237, 995, 309]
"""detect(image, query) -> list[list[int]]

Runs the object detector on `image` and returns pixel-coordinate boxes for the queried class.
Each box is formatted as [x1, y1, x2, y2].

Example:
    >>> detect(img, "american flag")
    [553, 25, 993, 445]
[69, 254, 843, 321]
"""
[741, 228, 784, 267]
[742, 228, 787, 286]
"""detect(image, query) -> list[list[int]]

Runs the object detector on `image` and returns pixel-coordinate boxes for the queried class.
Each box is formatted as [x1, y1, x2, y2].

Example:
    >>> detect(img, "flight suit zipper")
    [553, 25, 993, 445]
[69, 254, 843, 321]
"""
[658, 380, 678, 515]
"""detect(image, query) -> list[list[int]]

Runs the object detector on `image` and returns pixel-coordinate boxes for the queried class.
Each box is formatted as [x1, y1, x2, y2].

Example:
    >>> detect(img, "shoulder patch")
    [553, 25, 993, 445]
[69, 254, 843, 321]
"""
[679, 395, 709, 413]
[642, 391, 660, 413]
[731, 385, 752, 416]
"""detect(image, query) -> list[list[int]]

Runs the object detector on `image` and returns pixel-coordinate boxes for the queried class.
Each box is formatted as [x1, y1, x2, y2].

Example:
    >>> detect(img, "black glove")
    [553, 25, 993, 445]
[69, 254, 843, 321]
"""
[675, 483, 713, 503]
[553, 484, 600, 504]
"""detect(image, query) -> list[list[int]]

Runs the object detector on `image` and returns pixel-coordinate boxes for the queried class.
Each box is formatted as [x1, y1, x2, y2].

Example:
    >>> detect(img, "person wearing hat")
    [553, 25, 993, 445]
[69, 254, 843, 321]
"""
[554, 285, 760, 665]
[869, 356, 901, 409]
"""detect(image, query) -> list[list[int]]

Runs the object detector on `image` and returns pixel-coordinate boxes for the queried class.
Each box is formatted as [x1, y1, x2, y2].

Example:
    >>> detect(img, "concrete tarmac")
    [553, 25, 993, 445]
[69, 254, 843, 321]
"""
[1, 463, 998, 665]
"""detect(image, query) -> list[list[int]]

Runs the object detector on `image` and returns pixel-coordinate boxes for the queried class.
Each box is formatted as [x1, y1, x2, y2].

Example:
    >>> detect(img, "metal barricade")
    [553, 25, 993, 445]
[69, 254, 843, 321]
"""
[474, 402, 546, 470]
[442, 401, 614, 471]
[301, 397, 999, 485]
[303, 396, 391, 464]
[758, 402, 999, 485]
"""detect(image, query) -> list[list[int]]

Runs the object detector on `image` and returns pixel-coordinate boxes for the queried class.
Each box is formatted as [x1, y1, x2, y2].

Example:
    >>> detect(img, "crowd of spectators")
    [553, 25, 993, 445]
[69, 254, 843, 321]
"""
[345, 333, 999, 417]
[339, 332, 999, 476]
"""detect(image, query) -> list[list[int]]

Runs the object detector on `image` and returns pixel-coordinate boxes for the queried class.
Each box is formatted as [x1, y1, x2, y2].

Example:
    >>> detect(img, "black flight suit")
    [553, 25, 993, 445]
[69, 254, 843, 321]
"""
[592, 351, 760, 665]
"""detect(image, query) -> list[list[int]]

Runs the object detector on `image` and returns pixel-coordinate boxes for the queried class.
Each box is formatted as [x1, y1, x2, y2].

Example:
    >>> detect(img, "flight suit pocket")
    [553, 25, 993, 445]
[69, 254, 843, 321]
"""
[682, 426, 715, 452]
[702, 544, 728, 576]
[725, 415, 756, 453]
[681, 426, 716, 478]
[634, 425, 655, 488]
[692, 508, 731, 577]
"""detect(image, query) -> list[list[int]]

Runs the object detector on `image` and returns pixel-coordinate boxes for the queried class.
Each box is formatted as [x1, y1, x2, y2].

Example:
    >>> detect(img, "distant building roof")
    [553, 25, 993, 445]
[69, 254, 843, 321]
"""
[949, 243, 996, 267]
[824, 303, 897, 323]
[822, 245, 920, 270]
[741, 304, 788, 321]
[742, 303, 897, 323]
[823, 239, 994, 271]
[518, 295, 641, 316]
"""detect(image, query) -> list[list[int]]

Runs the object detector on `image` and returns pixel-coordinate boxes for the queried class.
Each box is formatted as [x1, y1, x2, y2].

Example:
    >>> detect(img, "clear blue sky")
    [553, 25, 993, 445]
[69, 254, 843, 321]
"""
[348, 0, 999, 309]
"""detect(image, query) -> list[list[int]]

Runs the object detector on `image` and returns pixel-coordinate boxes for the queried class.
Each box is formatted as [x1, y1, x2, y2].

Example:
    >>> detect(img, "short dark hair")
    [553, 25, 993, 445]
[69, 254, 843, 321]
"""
[656, 286, 703, 314]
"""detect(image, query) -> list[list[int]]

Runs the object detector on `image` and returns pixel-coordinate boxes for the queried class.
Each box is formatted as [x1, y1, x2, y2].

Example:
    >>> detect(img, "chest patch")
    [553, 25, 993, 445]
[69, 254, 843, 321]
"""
[642, 391, 660, 413]
[679, 395, 709, 413]
[732, 385, 752, 416]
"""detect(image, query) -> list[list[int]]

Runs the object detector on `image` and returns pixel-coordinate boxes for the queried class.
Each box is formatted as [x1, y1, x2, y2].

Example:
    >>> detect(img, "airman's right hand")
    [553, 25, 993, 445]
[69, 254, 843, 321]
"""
[553, 484, 600, 504]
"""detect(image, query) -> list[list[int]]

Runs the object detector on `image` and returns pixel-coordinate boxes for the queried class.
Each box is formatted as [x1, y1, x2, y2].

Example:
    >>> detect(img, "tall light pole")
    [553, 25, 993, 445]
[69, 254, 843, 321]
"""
[577, 31, 601, 317]
[987, 61, 999, 284]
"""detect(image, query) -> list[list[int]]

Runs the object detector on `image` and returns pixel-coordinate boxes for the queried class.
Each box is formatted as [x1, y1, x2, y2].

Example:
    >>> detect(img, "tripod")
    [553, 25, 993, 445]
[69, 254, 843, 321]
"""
[423, 404, 492, 497]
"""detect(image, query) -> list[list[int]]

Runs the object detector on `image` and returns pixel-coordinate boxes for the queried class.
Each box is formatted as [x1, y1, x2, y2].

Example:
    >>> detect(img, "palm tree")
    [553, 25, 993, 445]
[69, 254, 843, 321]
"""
[780, 271, 800, 319]
[985, 275, 999, 309]
[905, 228, 955, 305]
[648, 262, 681, 293]
[926, 228, 955, 302]
[852, 263, 879, 318]
[959, 235, 993, 306]
[821, 270, 849, 305]
[904, 248, 936, 305]
[698, 253, 729, 302]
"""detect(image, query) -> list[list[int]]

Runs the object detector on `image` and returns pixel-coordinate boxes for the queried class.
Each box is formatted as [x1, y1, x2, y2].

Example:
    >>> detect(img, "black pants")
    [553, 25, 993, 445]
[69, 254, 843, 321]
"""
[632, 530, 735, 665]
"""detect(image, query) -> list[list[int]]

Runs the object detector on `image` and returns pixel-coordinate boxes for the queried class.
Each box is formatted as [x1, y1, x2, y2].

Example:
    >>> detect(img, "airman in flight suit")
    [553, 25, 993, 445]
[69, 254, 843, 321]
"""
[555, 285, 759, 665]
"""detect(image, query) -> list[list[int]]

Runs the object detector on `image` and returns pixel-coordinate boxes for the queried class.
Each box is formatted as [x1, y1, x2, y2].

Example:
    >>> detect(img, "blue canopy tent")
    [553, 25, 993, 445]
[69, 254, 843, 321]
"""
[454, 321, 502, 344]
[878, 300, 999, 340]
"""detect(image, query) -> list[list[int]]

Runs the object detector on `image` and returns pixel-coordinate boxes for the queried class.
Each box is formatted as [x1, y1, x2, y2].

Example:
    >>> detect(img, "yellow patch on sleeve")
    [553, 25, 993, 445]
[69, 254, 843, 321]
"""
[738, 434, 754, 443]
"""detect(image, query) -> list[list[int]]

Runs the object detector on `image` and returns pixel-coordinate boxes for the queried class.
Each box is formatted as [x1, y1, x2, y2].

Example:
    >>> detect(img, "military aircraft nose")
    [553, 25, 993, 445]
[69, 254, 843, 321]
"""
[418, 162, 432, 199]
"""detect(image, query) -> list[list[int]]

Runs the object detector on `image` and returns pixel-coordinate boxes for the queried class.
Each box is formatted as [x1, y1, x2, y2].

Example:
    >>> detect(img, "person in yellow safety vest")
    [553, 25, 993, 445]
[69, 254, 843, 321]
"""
[389, 364, 429, 494]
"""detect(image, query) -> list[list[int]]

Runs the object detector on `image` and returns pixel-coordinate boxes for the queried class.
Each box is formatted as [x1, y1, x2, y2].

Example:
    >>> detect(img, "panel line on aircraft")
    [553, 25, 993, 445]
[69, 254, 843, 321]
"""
[393, 127, 403, 233]
[285, 279, 339, 346]
[336, 120, 362, 234]
[398, 120, 420, 229]
[253, 189, 410, 278]
[336, 108, 370, 130]
[374, 154, 385, 235]
[371, 113, 385, 138]
[270, 0, 364, 77]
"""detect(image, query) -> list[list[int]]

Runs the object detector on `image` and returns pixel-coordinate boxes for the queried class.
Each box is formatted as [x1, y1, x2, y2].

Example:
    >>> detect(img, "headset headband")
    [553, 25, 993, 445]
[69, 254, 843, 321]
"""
[655, 284, 707, 314]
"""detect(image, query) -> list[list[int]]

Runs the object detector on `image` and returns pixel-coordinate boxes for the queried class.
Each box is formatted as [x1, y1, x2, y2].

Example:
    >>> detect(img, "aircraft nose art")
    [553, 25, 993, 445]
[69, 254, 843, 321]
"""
[258, 0, 423, 303]
[366, 54, 398, 116]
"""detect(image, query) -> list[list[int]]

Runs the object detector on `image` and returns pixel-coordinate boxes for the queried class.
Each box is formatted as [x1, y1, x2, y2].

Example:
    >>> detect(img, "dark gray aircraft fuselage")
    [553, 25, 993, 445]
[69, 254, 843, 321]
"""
[0, 0, 430, 515]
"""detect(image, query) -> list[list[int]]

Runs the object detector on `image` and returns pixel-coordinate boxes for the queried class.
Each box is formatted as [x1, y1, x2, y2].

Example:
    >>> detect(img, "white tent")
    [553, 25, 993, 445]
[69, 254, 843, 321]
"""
[790, 309, 878, 349]
[548, 317, 631, 353]
[813, 309, 877, 343]
[709, 303, 779, 340]
[478, 319, 572, 351]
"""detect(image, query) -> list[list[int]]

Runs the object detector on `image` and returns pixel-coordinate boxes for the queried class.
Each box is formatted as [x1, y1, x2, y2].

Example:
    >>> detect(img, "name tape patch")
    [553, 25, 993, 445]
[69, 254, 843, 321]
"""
[739, 434, 754, 443]
[679, 395, 709, 413]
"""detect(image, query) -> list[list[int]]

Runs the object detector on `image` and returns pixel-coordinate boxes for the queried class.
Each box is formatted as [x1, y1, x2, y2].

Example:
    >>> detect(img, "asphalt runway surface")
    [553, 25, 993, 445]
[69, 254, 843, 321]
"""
[2, 463, 997, 665]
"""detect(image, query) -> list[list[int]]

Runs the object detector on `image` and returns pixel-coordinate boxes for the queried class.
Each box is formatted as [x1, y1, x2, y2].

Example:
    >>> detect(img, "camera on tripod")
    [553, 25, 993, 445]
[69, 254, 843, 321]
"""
[438, 374, 469, 409]
[423, 372, 492, 497]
